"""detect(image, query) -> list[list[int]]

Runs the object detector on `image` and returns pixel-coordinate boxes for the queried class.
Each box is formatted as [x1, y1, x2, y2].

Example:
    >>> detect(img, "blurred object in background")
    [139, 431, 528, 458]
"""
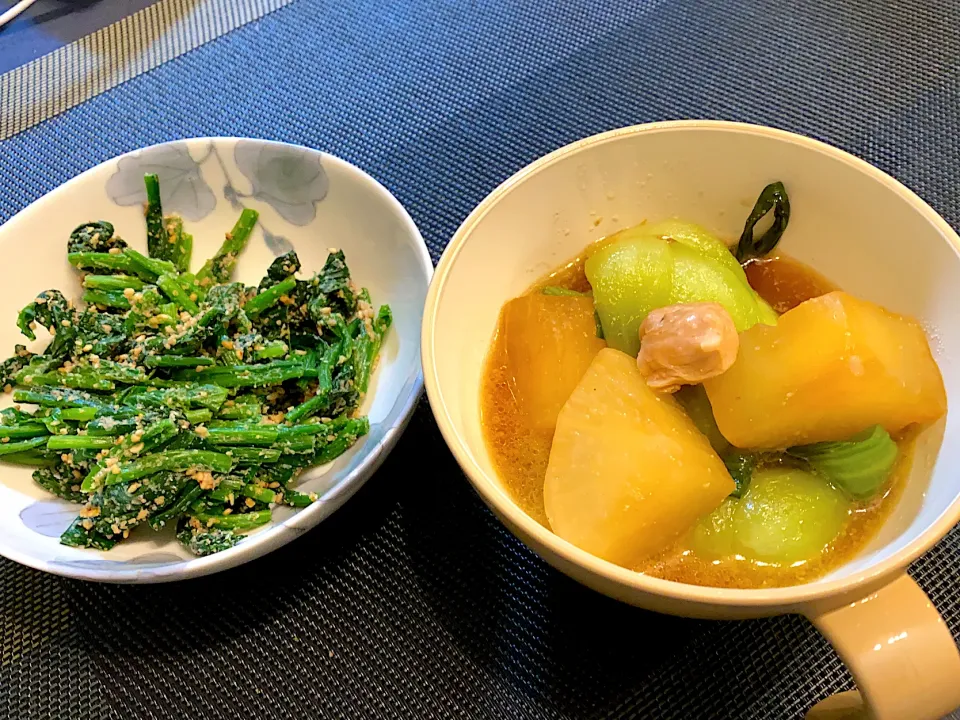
[0, 0, 39, 28]
[0, 0, 160, 73]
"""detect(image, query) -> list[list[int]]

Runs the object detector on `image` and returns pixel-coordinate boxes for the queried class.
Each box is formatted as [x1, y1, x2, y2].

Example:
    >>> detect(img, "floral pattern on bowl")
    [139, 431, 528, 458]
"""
[105, 142, 217, 221]
[0, 138, 432, 583]
[234, 140, 329, 225]
[103, 139, 329, 256]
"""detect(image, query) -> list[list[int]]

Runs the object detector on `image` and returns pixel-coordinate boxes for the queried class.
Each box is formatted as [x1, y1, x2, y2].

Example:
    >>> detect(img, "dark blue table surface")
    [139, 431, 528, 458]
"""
[2, 1, 960, 718]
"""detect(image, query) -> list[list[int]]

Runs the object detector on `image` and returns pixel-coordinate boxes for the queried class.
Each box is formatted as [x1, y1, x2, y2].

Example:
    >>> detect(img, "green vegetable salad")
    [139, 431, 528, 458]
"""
[0, 174, 391, 557]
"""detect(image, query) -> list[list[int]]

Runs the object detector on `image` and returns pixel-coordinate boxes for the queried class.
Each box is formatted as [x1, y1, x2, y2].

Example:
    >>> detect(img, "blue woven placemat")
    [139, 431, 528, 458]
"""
[1, 1, 960, 718]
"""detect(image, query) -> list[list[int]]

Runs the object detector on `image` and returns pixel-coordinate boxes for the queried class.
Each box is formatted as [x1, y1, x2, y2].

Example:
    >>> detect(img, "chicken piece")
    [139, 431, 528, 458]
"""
[636, 302, 739, 393]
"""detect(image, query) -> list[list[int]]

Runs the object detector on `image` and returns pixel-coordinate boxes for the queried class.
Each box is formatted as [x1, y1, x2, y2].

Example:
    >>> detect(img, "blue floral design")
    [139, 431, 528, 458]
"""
[234, 141, 329, 225]
[106, 143, 216, 221]
[263, 226, 295, 256]
[20, 500, 76, 538]
[50, 553, 184, 570]
[223, 183, 244, 211]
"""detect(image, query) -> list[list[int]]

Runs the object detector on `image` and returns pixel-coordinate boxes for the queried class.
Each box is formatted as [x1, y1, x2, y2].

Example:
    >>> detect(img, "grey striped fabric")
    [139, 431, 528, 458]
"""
[0, 0, 295, 140]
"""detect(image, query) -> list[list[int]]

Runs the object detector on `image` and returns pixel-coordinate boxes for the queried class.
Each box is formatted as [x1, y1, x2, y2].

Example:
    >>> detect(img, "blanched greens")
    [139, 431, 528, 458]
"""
[735, 181, 791, 262]
[691, 468, 849, 564]
[586, 220, 778, 356]
[789, 425, 899, 499]
[0, 174, 390, 557]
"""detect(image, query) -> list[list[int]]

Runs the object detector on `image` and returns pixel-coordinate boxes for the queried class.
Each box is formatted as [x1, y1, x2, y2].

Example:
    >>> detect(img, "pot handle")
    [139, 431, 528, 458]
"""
[804, 573, 960, 720]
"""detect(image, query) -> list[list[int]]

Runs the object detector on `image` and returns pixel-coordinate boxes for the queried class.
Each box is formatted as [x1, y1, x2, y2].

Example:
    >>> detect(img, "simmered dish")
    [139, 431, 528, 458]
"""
[481, 184, 946, 588]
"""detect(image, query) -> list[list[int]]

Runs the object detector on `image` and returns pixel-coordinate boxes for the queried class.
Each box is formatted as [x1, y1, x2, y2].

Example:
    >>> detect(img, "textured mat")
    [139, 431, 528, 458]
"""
[1, 0, 960, 718]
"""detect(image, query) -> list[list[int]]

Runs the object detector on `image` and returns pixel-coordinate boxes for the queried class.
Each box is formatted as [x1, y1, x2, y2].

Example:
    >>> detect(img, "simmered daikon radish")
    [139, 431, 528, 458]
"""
[544, 349, 733, 566]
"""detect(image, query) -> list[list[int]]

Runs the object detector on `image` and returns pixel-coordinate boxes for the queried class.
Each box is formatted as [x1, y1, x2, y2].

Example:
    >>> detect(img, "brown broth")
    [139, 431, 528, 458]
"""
[480, 246, 916, 589]
[743, 256, 838, 314]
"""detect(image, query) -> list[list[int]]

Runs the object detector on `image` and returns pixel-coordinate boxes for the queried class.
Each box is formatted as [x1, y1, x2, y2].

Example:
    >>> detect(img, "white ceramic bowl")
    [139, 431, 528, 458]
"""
[0, 138, 431, 583]
[422, 121, 960, 719]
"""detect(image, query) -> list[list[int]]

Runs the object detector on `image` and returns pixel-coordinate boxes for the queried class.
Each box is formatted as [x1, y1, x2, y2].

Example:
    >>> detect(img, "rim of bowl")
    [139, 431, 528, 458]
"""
[422, 119, 960, 609]
[0, 137, 433, 583]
